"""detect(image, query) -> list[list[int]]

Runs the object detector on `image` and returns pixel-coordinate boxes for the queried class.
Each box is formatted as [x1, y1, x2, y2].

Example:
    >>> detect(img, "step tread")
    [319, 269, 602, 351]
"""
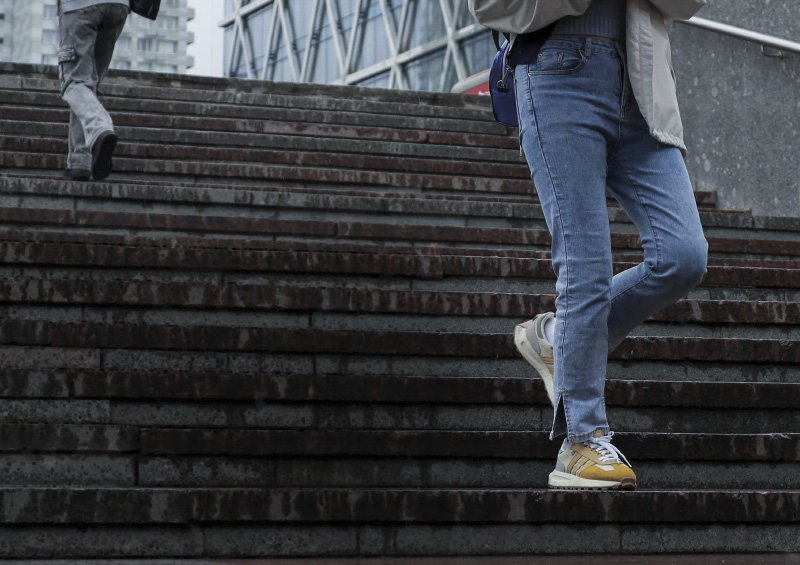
[1, 320, 798, 363]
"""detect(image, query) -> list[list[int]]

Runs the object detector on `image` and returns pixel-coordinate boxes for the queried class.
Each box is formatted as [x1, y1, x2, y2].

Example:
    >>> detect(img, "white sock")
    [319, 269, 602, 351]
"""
[543, 316, 556, 345]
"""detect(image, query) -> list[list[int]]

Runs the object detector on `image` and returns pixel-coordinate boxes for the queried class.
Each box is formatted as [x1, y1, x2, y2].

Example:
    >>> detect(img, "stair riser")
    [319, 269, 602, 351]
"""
[0, 343, 796, 382]
[0, 456, 797, 490]
[3, 306, 798, 340]
[139, 458, 800, 490]
[0, 398, 795, 434]
[0, 523, 797, 557]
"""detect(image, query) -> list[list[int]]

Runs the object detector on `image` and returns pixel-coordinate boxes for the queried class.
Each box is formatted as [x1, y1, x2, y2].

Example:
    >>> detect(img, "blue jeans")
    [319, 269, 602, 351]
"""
[515, 36, 708, 443]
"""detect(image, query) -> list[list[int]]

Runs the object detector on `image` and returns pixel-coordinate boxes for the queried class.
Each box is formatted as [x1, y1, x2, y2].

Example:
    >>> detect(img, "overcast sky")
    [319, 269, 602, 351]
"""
[186, 1, 226, 77]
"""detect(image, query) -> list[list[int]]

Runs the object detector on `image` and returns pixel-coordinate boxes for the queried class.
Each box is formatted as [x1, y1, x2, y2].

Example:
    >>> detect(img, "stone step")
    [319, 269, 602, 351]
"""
[0, 342, 793, 383]
[0, 86, 508, 137]
[0, 486, 798, 527]
[2, 376, 797, 433]
[0, 135, 531, 181]
[0, 147, 536, 197]
[0, 106, 520, 156]
[65, 371, 800, 437]
[2, 294, 797, 341]
[2, 280, 795, 328]
[0, 69, 501, 124]
[0, 523, 798, 559]
[4, 207, 799, 262]
[1, 233, 797, 296]
[139, 429, 800, 463]
[0, 119, 523, 167]
[1, 320, 797, 367]
[37, 371, 797, 408]
[0, 175, 729, 233]
[1, 420, 799, 489]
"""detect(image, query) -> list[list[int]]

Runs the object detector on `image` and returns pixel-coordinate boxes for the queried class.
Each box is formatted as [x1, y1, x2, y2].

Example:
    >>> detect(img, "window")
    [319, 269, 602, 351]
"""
[404, 48, 446, 91]
[158, 40, 177, 54]
[42, 54, 58, 64]
[460, 31, 493, 77]
[244, 5, 272, 76]
[152, 63, 178, 73]
[137, 37, 155, 51]
[42, 29, 59, 45]
[117, 35, 131, 51]
[44, 4, 58, 18]
[352, 0, 392, 71]
[159, 16, 178, 30]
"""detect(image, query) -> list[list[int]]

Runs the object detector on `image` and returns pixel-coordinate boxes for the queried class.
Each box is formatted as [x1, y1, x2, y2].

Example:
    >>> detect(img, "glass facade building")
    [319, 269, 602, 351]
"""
[222, 0, 492, 91]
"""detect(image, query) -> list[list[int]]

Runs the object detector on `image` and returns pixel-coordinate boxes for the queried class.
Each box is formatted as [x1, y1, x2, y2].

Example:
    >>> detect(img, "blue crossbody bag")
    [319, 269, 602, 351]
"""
[489, 39, 518, 128]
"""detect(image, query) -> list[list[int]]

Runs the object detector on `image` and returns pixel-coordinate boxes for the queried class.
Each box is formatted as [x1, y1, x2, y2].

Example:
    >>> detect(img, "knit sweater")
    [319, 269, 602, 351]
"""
[60, 0, 129, 14]
[551, 0, 627, 40]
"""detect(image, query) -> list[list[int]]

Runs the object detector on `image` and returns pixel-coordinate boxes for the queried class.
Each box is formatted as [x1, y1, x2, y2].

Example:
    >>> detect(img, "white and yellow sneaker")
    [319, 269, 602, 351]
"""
[514, 313, 555, 406]
[548, 431, 637, 490]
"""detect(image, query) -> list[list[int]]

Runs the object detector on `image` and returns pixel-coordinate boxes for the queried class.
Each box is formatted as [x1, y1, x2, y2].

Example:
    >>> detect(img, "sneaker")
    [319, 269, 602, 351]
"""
[514, 313, 555, 406]
[548, 431, 637, 490]
[91, 130, 118, 181]
[64, 168, 91, 181]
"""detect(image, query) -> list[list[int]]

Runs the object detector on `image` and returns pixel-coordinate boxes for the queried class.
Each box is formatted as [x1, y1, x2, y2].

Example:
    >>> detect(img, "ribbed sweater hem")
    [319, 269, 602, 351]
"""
[552, 0, 626, 40]
[61, 0, 129, 14]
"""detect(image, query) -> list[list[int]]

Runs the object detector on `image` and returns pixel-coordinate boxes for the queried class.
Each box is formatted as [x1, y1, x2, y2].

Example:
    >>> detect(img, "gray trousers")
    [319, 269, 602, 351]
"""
[58, 4, 129, 170]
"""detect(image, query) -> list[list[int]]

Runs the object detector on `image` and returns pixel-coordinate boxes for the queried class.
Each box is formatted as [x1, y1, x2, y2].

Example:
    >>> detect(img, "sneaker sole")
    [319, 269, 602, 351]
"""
[92, 133, 117, 181]
[514, 324, 555, 406]
[548, 470, 636, 491]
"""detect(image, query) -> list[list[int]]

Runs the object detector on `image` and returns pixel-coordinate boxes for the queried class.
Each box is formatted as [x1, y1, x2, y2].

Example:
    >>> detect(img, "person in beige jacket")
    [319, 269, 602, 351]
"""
[471, 0, 709, 490]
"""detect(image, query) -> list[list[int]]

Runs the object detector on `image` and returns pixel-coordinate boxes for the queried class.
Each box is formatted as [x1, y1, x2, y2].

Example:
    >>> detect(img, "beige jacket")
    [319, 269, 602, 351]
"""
[469, 0, 707, 153]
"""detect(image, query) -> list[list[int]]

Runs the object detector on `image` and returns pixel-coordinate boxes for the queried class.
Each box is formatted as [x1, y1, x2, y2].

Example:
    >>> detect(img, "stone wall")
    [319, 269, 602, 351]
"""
[671, 1, 800, 217]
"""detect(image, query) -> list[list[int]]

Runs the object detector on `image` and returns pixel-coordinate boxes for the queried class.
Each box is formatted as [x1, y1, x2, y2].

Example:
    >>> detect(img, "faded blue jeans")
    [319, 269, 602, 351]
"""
[58, 3, 128, 170]
[515, 36, 708, 443]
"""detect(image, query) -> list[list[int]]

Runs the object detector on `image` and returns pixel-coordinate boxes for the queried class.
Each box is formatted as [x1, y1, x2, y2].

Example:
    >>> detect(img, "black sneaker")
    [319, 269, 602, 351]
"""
[64, 168, 91, 181]
[91, 130, 118, 180]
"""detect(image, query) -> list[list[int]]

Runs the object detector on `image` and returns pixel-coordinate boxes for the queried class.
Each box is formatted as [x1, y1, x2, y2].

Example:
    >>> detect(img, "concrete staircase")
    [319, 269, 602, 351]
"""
[1, 62, 799, 559]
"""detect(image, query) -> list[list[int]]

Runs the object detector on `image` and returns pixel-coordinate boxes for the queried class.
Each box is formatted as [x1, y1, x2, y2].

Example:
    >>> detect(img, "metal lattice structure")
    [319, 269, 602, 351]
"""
[221, 0, 491, 91]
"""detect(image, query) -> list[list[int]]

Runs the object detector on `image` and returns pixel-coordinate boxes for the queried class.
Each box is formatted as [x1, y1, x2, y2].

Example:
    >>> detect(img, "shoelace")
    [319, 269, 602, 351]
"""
[586, 432, 631, 467]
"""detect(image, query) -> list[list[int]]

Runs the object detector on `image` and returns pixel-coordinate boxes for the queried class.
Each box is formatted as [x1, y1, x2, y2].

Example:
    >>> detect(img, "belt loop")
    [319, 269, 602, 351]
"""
[584, 37, 592, 57]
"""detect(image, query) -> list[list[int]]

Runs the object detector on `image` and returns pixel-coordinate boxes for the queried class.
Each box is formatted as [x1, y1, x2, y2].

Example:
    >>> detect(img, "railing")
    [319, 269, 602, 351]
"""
[681, 16, 800, 57]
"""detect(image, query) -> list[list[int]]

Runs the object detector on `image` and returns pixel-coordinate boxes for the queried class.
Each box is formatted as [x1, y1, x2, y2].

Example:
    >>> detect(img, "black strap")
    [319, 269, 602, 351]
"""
[492, 30, 501, 50]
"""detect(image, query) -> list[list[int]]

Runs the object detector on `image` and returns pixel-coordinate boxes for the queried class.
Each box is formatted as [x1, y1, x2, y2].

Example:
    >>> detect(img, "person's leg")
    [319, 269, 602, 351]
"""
[515, 37, 637, 490]
[58, 6, 118, 173]
[58, 7, 101, 172]
[605, 74, 709, 351]
[95, 5, 128, 82]
[515, 38, 618, 443]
